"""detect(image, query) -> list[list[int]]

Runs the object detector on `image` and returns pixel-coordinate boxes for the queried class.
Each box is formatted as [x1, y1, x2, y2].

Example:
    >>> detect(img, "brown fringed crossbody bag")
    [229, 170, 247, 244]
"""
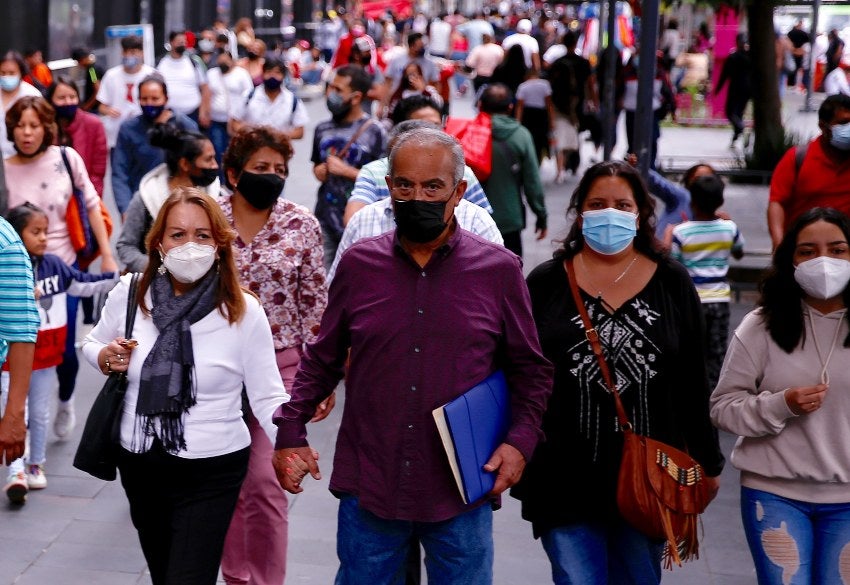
[565, 258, 711, 567]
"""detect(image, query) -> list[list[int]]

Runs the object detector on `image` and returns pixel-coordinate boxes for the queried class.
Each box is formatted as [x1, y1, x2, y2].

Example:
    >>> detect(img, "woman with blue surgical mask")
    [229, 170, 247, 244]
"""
[513, 160, 724, 584]
[0, 51, 43, 159]
[712, 207, 850, 585]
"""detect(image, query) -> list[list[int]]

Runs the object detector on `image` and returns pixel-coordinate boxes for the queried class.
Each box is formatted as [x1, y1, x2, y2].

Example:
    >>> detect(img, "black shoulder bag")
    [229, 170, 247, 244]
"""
[73, 274, 141, 481]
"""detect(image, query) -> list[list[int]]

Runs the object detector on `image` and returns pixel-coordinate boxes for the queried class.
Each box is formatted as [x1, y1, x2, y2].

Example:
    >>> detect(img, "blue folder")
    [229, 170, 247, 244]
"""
[432, 371, 511, 505]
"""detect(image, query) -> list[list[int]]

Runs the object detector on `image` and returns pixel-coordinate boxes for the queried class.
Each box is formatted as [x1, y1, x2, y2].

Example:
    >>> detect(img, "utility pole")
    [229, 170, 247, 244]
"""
[634, 0, 660, 176]
[602, 0, 618, 161]
[801, 0, 820, 113]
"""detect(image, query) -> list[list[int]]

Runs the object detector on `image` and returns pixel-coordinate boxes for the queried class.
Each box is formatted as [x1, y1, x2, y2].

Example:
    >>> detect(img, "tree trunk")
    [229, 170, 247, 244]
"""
[747, 0, 786, 170]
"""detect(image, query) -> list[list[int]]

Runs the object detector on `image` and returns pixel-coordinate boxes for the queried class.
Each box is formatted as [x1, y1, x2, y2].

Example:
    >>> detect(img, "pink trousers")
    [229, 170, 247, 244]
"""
[221, 347, 301, 585]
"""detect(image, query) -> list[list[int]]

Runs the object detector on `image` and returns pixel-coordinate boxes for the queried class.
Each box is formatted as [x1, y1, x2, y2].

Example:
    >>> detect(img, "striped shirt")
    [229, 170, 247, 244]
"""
[0, 218, 39, 363]
[671, 219, 744, 303]
[349, 157, 494, 214]
[328, 198, 504, 281]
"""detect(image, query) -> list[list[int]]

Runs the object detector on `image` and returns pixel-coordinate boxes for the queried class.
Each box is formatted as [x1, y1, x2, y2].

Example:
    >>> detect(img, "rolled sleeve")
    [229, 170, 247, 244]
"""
[0, 237, 39, 353]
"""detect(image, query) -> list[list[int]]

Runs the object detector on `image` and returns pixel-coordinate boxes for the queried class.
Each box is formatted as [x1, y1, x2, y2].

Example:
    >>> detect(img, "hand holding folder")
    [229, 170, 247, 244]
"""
[433, 371, 523, 504]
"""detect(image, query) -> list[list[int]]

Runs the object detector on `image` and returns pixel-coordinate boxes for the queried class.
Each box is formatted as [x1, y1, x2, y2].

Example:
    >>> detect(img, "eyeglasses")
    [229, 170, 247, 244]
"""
[390, 179, 457, 199]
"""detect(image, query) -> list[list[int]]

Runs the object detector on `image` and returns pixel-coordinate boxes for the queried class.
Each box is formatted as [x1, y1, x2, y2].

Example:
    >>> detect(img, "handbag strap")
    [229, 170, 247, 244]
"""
[336, 117, 373, 159]
[124, 273, 141, 340]
[564, 257, 632, 430]
[59, 146, 79, 193]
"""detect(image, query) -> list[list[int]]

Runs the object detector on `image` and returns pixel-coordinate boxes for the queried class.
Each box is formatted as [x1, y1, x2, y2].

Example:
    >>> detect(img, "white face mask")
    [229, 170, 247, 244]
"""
[160, 242, 217, 284]
[794, 256, 850, 300]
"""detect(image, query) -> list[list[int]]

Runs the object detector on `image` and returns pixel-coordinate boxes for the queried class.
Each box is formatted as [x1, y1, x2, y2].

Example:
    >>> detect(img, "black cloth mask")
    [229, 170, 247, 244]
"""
[393, 199, 450, 243]
[237, 171, 285, 209]
[191, 167, 219, 187]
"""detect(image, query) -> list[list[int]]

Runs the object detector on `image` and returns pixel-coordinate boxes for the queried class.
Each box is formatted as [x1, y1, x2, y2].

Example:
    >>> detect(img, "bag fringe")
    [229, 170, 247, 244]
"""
[658, 501, 701, 570]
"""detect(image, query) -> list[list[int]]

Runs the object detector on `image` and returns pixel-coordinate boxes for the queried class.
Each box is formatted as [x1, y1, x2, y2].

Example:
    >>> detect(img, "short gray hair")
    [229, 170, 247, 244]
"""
[388, 119, 439, 150]
[389, 127, 465, 184]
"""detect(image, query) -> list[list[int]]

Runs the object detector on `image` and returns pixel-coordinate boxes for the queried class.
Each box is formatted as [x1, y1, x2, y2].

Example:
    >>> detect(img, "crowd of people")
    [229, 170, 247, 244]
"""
[0, 6, 849, 585]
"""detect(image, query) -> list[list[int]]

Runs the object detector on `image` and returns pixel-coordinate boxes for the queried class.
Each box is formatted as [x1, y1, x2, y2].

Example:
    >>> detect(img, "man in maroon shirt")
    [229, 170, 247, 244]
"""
[271, 128, 553, 584]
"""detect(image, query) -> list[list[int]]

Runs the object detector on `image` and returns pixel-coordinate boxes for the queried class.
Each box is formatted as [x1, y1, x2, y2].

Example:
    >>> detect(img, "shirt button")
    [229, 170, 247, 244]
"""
[421, 271, 426, 277]
[405, 460, 411, 467]
[408, 424, 414, 430]
[414, 346, 420, 353]
[411, 385, 417, 391]
[417, 308, 424, 315]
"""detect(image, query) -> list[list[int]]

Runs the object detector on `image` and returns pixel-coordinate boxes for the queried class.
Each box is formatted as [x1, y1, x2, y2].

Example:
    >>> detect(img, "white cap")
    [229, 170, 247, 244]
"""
[517, 19, 532, 34]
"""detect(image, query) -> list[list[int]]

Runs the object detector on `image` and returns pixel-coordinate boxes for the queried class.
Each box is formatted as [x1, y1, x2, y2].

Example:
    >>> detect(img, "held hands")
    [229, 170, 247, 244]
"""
[484, 443, 526, 496]
[313, 162, 328, 182]
[273, 446, 321, 494]
[98, 338, 138, 375]
[785, 384, 828, 416]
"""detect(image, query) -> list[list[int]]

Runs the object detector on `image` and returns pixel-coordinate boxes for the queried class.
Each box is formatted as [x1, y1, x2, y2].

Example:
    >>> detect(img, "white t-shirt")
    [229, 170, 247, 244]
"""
[542, 44, 568, 65]
[230, 86, 309, 132]
[465, 43, 505, 77]
[157, 54, 208, 116]
[824, 68, 850, 97]
[208, 66, 254, 123]
[502, 33, 539, 69]
[516, 78, 552, 109]
[94, 64, 155, 148]
[429, 19, 452, 55]
[1, 81, 43, 158]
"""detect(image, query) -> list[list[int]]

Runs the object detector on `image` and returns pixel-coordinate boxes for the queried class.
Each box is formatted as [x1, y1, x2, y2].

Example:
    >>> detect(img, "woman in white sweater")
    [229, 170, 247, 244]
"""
[82, 187, 303, 585]
[711, 207, 850, 585]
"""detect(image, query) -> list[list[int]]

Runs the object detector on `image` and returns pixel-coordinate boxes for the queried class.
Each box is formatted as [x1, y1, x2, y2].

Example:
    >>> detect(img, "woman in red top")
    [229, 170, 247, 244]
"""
[47, 77, 108, 198]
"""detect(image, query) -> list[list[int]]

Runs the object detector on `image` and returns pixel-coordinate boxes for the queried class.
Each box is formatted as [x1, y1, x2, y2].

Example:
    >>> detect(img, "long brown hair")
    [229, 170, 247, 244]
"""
[139, 187, 246, 324]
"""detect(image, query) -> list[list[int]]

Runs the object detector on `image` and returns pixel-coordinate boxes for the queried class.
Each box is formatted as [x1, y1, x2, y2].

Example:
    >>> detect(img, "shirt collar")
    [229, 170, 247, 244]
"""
[392, 217, 461, 263]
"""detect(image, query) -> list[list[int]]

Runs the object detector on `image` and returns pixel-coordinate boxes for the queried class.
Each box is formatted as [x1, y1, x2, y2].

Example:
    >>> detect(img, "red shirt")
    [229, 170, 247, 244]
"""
[770, 136, 850, 229]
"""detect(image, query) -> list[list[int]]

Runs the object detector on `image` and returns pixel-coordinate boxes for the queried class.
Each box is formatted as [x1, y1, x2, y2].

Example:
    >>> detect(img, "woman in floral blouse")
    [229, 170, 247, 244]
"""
[218, 126, 328, 585]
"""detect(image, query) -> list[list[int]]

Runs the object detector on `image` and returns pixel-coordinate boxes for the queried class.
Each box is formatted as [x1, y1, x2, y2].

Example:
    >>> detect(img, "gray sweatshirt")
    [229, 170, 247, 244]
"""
[711, 306, 850, 503]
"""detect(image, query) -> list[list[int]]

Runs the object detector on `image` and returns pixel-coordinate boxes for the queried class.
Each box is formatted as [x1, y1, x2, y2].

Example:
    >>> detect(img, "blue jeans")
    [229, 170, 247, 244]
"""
[741, 486, 850, 585]
[2, 367, 55, 471]
[540, 520, 663, 585]
[205, 121, 230, 181]
[335, 495, 493, 585]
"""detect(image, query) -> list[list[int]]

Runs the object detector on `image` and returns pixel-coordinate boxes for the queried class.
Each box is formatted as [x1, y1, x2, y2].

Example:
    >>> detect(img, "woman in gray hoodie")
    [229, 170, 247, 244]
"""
[711, 207, 850, 585]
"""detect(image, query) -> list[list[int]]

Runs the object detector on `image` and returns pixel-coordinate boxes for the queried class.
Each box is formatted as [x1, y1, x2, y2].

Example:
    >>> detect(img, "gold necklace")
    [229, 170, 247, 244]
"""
[579, 253, 639, 300]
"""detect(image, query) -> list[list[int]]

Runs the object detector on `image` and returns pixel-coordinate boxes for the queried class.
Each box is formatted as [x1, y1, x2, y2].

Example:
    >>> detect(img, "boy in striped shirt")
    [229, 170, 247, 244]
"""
[671, 175, 744, 389]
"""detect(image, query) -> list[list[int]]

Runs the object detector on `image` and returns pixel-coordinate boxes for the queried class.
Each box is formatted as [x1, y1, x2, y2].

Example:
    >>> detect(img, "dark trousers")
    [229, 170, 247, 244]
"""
[502, 231, 523, 257]
[57, 294, 79, 402]
[118, 440, 250, 585]
[703, 302, 731, 391]
[725, 97, 748, 141]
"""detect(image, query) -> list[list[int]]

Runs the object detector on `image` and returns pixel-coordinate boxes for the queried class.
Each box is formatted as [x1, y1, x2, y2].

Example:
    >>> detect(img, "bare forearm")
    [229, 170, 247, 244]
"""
[767, 201, 785, 249]
[4, 343, 34, 417]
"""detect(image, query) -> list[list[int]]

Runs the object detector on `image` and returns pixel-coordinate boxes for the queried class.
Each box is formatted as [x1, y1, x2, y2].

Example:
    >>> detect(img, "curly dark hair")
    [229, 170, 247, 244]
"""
[5, 96, 56, 151]
[554, 160, 660, 260]
[222, 126, 294, 189]
[759, 207, 850, 353]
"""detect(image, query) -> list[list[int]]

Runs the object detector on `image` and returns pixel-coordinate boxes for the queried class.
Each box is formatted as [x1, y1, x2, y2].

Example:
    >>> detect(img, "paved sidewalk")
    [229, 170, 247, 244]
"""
[0, 90, 823, 584]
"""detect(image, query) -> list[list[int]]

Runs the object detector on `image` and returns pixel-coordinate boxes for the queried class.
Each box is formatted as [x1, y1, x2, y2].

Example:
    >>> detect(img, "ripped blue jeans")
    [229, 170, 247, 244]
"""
[741, 486, 850, 585]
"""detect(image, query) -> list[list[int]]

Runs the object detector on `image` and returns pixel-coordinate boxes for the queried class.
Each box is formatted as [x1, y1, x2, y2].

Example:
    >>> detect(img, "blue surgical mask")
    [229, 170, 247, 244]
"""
[830, 122, 850, 151]
[122, 56, 140, 69]
[581, 208, 638, 255]
[0, 75, 21, 92]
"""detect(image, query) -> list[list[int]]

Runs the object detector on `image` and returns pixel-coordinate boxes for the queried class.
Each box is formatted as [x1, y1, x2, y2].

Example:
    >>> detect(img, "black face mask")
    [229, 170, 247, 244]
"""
[393, 199, 450, 243]
[191, 167, 219, 187]
[219, 63, 231, 74]
[247, 51, 260, 60]
[236, 171, 285, 209]
[174, 45, 187, 56]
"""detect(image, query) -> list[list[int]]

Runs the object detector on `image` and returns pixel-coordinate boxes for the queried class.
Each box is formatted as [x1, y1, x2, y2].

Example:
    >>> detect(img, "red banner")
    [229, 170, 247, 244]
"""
[361, 0, 413, 19]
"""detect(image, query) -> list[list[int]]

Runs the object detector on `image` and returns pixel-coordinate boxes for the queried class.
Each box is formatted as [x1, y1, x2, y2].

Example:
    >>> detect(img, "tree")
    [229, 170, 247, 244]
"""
[695, 1, 786, 169]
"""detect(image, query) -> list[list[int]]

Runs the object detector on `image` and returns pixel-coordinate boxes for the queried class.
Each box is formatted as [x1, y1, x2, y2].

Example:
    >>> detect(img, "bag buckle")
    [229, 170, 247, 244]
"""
[585, 328, 599, 343]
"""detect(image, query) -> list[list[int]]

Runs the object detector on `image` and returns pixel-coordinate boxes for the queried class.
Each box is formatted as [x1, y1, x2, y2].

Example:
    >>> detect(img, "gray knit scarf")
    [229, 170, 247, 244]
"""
[134, 270, 219, 452]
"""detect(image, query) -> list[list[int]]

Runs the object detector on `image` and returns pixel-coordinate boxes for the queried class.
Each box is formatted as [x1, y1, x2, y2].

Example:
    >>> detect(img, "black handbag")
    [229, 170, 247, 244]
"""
[73, 274, 140, 481]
